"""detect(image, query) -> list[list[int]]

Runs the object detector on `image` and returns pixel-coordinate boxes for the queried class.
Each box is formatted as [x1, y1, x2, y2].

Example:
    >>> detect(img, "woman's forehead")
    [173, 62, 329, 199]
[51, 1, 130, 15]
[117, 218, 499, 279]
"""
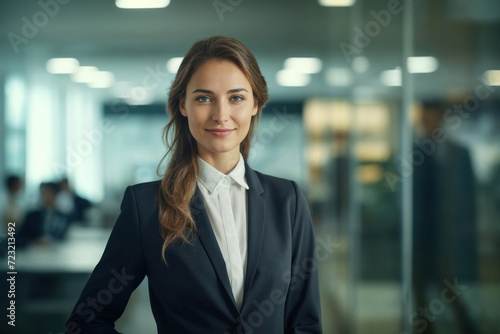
[187, 60, 252, 91]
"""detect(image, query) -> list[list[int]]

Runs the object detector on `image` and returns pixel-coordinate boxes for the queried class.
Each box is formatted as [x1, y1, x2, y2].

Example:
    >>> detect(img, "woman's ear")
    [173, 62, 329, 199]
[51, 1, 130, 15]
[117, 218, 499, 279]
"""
[179, 98, 187, 117]
[252, 100, 258, 116]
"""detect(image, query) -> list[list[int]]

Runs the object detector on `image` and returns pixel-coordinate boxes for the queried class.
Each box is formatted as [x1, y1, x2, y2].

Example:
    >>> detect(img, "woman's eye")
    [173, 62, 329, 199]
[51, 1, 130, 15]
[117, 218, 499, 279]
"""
[196, 96, 211, 103]
[231, 95, 244, 102]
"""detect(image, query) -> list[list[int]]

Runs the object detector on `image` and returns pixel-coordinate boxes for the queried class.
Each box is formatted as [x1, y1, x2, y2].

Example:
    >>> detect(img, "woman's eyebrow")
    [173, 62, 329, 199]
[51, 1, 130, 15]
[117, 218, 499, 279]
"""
[227, 88, 248, 94]
[191, 88, 213, 94]
[191, 88, 248, 94]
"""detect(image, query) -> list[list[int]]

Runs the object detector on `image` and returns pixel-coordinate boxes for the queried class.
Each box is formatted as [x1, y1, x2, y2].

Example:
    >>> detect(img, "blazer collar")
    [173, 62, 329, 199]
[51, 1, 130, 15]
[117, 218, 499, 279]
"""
[190, 159, 266, 313]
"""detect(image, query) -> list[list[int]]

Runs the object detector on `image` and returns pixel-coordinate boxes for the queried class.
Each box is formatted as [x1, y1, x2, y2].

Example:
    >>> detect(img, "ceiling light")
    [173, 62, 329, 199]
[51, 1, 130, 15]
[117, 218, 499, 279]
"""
[325, 68, 352, 86]
[167, 57, 183, 73]
[484, 70, 500, 86]
[407, 56, 439, 73]
[318, 0, 355, 7]
[87, 71, 115, 89]
[351, 56, 369, 73]
[276, 69, 311, 87]
[71, 66, 98, 83]
[46, 58, 79, 74]
[380, 67, 402, 86]
[284, 57, 323, 74]
[115, 0, 170, 9]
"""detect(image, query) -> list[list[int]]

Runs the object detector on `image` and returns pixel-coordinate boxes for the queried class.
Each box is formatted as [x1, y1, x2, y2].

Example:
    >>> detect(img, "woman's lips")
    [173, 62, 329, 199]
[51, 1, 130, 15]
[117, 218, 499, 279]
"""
[206, 129, 235, 137]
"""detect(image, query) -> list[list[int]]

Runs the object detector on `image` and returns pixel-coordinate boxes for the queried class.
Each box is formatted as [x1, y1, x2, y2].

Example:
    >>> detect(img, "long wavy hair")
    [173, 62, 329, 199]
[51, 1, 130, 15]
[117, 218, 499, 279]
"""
[157, 36, 269, 261]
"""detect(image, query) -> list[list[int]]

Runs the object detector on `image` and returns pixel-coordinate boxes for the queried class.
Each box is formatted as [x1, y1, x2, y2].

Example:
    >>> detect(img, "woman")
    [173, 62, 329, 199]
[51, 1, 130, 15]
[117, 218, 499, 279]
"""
[65, 36, 322, 334]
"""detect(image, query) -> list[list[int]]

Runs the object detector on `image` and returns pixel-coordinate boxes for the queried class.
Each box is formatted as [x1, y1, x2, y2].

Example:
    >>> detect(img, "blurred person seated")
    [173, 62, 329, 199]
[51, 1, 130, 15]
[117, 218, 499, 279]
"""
[412, 101, 478, 334]
[3, 175, 25, 232]
[56, 177, 92, 224]
[17, 182, 70, 248]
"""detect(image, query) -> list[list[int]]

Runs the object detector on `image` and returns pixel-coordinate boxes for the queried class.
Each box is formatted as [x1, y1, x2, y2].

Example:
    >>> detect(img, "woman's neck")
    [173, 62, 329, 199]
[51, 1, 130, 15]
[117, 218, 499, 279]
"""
[198, 150, 240, 174]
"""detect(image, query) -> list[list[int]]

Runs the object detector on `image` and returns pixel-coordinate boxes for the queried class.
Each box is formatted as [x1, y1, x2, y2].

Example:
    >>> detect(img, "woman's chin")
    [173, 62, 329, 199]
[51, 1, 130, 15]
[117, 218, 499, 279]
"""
[203, 145, 239, 156]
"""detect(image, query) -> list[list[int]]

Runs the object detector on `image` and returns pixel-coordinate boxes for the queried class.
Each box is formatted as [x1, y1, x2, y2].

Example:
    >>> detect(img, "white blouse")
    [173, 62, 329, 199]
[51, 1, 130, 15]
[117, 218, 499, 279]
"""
[196, 153, 248, 310]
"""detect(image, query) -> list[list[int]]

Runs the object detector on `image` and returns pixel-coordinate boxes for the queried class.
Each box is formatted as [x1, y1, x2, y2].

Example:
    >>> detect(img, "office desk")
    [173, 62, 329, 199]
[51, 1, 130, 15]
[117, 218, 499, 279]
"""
[0, 227, 112, 334]
[14, 226, 111, 273]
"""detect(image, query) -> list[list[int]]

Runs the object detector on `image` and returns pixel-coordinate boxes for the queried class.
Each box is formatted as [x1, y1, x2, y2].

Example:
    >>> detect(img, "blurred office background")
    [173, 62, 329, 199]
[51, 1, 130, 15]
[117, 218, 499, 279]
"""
[1, 0, 500, 333]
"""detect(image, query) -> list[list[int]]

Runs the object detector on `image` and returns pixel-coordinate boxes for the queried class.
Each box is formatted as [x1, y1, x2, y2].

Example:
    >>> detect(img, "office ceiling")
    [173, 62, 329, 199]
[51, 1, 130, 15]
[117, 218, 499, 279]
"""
[1, 0, 499, 102]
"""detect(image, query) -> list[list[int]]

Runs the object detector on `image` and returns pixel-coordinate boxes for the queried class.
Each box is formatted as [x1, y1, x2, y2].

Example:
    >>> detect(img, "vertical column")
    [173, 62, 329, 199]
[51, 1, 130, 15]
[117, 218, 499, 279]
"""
[400, 0, 414, 332]
[25, 67, 59, 191]
[0, 74, 5, 230]
[347, 1, 363, 333]
[64, 84, 105, 202]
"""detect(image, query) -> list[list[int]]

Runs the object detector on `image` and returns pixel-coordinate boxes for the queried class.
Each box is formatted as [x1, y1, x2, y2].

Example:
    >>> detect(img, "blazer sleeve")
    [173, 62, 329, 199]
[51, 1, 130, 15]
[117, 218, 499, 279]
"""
[284, 181, 323, 334]
[65, 186, 147, 334]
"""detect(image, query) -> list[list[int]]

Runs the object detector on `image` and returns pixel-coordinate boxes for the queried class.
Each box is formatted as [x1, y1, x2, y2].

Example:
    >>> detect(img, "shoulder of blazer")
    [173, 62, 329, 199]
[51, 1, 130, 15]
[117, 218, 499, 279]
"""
[126, 180, 162, 211]
[129, 179, 162, 193]
[245, 161, 296, 192]
[245, 164, 300, 208]
[251, 169, 294, 190]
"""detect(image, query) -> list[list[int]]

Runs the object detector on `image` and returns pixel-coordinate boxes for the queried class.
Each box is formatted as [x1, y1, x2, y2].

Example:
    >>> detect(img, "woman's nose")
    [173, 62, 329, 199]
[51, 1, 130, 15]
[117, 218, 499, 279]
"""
[212, 100, 228, 123]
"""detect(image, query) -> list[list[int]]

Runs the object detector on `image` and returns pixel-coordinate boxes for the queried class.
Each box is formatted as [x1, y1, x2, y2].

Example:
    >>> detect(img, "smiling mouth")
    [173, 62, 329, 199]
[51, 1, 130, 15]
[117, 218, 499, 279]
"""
[206, 129, 235, 137]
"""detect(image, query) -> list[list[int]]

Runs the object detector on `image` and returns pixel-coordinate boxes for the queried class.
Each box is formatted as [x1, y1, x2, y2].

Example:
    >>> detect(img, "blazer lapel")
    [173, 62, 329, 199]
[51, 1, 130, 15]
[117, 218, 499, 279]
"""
[190, 161, 267, 312]
[242, 162, 266, 307]
[190, 186, 237, 308]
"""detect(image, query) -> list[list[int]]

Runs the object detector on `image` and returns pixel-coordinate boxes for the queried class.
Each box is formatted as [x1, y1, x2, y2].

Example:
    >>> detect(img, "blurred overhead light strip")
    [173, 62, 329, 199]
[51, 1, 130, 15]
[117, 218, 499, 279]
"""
[71, 66, 98, 83]
[318, 0, 355, 7]
[380, 67, 402, 86]
[284, 57, 323, 74]
[407, 56, 439, 73]
[484, 70, 500, 86]
[115, 0, 170, 8]
[87, 71, 115, 89]
[276, 69, 311, 87]
[46, 58, 79, 74]
[351, 56, 369, 73]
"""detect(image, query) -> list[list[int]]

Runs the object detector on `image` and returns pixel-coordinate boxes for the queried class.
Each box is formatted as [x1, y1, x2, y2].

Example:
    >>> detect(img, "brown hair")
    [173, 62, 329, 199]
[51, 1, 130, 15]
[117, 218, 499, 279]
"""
[157, 36, 269, 261]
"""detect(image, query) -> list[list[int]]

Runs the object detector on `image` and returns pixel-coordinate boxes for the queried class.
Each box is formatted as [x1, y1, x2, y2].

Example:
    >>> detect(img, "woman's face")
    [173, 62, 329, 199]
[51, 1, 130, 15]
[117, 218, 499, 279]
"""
[180, 59, 257, 162]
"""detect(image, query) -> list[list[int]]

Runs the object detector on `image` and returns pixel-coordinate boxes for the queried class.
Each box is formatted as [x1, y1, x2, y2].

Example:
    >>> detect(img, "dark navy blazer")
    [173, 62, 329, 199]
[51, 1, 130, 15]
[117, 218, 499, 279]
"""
[65, 162, 322, 334]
